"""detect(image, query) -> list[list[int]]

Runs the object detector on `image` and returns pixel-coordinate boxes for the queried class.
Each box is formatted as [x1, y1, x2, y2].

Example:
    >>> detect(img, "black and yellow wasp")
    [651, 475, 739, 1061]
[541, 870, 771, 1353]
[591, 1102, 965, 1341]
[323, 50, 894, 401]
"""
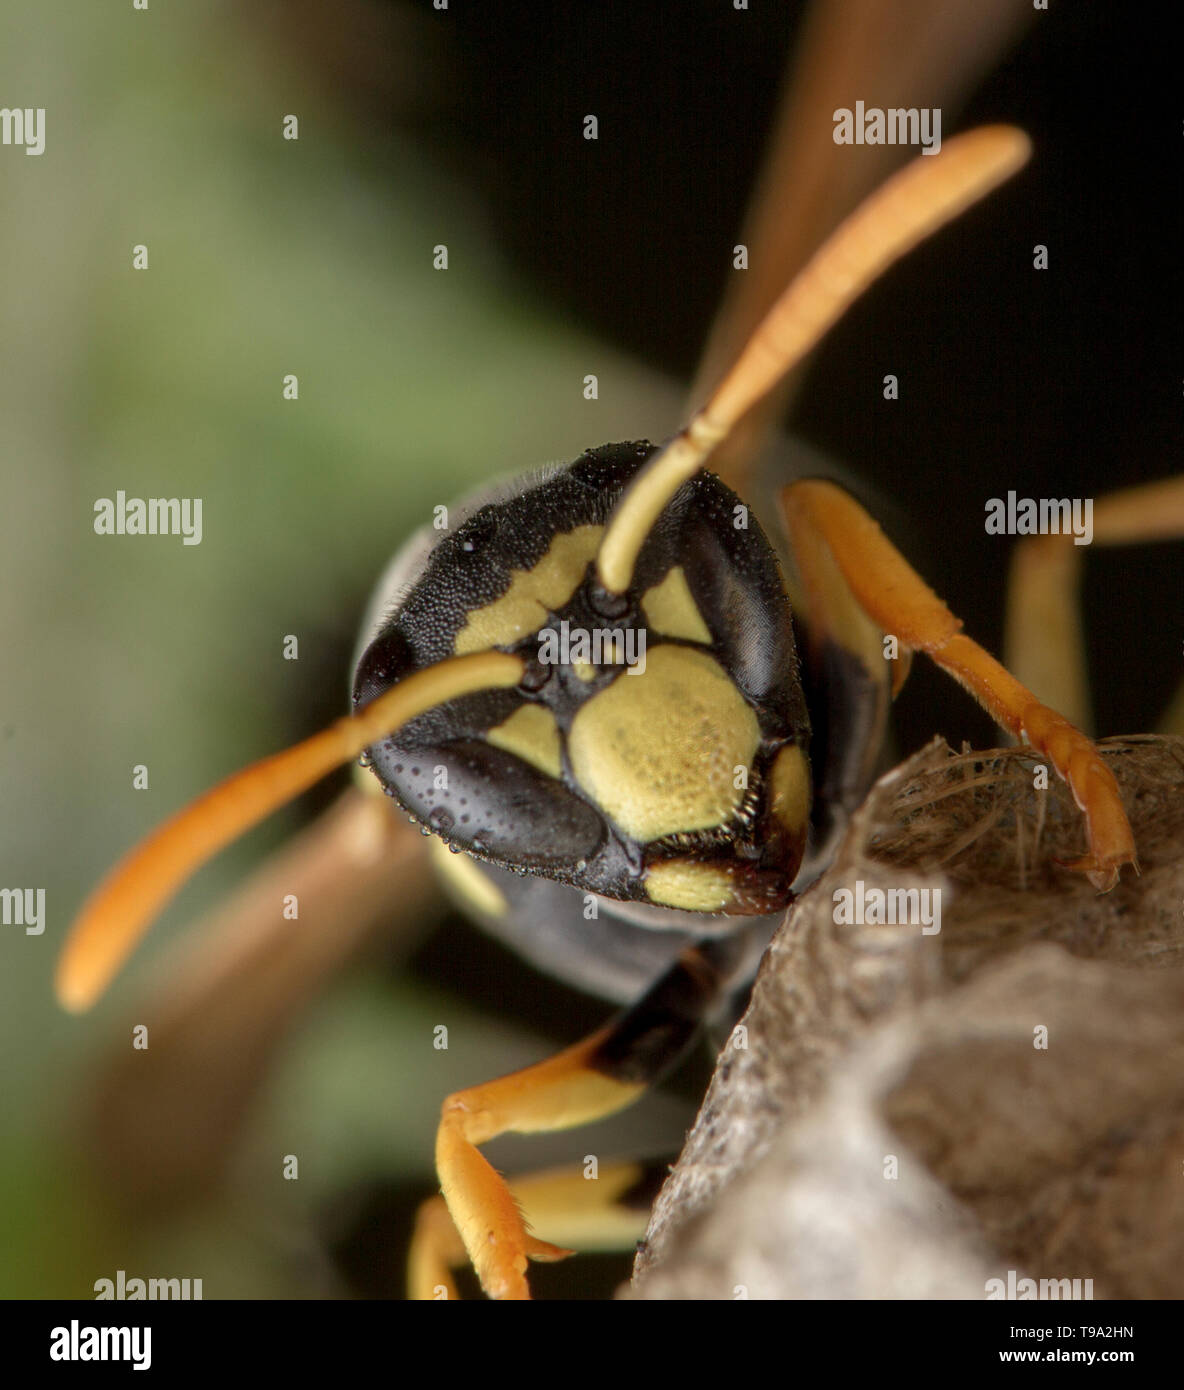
[54, 5, 1180, 1301]
[59, 119, 1156, 1298]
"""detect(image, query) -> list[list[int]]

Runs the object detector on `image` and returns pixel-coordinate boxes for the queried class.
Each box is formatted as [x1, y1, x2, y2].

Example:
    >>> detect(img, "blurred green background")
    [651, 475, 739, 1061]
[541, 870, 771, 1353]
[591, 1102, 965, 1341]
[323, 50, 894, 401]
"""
[1, 1, 1178, 1300]
[0, 0, 693, 1299]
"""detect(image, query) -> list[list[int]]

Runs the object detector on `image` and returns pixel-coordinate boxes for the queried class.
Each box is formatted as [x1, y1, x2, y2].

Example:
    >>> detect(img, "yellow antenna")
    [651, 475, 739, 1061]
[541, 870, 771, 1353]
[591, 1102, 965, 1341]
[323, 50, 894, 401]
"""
[595, 125, 1031, 595]
[56, 650, 523, 1013]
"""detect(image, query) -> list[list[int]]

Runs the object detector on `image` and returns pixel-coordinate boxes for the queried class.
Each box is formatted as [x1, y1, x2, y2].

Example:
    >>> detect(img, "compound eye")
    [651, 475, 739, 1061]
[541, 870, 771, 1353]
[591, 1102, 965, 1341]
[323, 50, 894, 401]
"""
[389, 739, 606, 871]
[352, 627, 416, 709]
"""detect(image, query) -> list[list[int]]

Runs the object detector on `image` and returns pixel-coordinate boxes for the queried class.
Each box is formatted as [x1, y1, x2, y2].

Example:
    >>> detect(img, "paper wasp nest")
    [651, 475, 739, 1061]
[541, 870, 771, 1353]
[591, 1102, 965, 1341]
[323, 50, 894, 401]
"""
[630, 735, 1184, 1300]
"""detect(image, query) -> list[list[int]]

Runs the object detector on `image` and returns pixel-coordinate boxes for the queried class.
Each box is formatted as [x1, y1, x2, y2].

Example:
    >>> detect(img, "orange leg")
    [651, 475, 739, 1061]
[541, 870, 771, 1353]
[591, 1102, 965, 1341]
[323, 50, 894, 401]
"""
[434, 1030, 640, 1301]
[424, 940, 738, 1299]
[780, 478, 1137, 891]
[408, 1160, 656, 1301]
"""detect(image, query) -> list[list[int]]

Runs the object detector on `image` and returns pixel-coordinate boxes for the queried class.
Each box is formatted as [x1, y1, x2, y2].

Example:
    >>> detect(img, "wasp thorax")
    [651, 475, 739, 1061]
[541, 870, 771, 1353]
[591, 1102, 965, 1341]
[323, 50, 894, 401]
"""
[353, 442, 813, 914]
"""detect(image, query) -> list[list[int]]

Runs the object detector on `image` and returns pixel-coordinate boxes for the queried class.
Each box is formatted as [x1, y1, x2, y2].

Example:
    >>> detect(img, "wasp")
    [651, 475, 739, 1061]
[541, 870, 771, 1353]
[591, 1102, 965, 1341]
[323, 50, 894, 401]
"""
[58, 110, 1167, 1300]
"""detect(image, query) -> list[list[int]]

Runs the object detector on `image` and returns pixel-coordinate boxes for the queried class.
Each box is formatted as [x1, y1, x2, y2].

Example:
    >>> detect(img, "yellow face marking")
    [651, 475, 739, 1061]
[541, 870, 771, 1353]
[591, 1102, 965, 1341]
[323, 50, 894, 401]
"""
[568, 644, 758, 842]
[485, 704, 563, 780]
[645, 860, 733, 912]
[453, 524, 604, 655]
[429, 836, 509, 918]
[769, 744, 810, 837]
[641, 566, 712, 645]
[572, 660, 597, 683]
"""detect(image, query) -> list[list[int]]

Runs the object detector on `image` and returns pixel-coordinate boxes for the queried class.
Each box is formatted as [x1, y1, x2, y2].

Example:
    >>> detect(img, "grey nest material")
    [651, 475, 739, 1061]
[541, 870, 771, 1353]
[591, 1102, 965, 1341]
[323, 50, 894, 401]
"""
[629, 734, 1184, 1299]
